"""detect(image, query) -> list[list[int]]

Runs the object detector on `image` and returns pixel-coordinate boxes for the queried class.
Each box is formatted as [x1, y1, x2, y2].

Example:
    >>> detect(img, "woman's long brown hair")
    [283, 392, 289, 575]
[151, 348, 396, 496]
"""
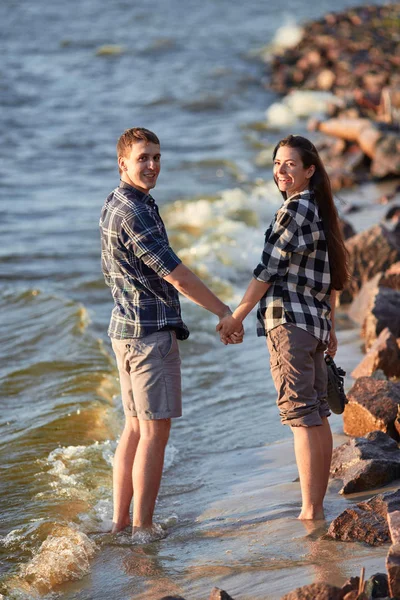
[273, 135, 349, 290]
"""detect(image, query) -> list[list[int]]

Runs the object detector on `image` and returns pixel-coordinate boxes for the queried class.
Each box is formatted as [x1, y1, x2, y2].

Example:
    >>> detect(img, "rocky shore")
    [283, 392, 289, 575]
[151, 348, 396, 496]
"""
[160, 5, 400, 600]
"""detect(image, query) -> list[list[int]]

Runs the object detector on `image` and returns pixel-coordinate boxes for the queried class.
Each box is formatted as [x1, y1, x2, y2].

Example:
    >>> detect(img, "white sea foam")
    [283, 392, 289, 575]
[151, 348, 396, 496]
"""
[271, 19, 304, 51]
[37, 440, 115, 505]
[0, 529, 25, 549]
[164, 443, 179, 471]
[265, 90, 341, 129]
[284, 90, 342, 118]
[265, 102, 297, 128]
[252, 19, 304, 62]
[166, 181, 281, 292]
[20, 525, 96, 593]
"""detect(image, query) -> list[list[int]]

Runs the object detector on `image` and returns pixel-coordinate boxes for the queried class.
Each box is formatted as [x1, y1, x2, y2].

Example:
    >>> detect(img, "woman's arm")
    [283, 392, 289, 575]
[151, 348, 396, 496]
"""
[216, 278, 270, 338]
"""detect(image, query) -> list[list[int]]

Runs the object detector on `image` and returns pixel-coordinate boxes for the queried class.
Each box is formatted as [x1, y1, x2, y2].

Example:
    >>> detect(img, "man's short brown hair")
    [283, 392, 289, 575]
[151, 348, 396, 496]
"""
[117, 128, 160, 174]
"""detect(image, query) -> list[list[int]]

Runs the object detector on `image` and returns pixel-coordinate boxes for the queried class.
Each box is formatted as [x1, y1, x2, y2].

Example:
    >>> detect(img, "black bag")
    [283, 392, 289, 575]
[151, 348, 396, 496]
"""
[324, 354, 347, 415]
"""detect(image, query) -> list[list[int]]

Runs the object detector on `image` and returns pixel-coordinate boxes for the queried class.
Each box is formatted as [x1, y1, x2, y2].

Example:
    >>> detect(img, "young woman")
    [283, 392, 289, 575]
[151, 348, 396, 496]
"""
[218, 135, 349, 520]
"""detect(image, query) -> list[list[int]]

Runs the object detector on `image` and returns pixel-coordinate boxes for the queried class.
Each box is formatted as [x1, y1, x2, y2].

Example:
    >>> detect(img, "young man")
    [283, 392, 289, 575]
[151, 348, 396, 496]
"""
[100, 127, 243, 539]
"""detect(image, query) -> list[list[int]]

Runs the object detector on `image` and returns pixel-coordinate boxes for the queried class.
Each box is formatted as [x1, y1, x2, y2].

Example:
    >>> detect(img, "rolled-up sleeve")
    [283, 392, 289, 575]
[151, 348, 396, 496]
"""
[253, 210, 299, 283]
[121, 207, 181, 277]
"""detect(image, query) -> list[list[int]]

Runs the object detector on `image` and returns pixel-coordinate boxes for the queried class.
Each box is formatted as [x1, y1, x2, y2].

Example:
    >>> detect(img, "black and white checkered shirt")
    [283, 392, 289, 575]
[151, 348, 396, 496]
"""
[253, 190, 332, 343]
[100, 181, 189, 340]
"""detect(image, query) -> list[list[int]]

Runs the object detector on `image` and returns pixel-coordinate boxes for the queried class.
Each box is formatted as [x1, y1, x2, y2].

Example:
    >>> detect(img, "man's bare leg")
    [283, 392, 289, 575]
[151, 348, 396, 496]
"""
[111, 417, 140, 533]
[291, 417, 333, 520]
[132, 418, 171, 531]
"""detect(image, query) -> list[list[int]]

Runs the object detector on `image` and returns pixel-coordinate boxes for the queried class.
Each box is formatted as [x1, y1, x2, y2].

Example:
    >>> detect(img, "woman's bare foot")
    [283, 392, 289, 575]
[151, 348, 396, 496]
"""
[298, 508, 325, 520]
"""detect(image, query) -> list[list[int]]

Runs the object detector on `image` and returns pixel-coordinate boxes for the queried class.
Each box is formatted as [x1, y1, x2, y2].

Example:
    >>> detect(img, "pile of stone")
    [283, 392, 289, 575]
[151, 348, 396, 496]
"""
[269, 4, 400, 97]
[267, 3, 400, 188]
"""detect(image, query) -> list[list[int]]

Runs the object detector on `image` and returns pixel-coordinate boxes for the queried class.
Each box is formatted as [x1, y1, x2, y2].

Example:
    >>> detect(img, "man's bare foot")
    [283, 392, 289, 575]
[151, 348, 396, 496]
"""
[111, 518, 131, 534]
[131, 523, 167, 543]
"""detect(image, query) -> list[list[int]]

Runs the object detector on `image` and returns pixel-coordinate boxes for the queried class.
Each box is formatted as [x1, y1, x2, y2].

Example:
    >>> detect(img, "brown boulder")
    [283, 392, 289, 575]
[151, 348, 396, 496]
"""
[380, 260, 400, 291]
[330, 431, 400, 494]
[339, 577, 359, 597]
[361, 287, 400, 350]
[340, 224, 400, 303]
[325, 494, 391, 546]
[387, 490, 400, 546]
[386, 543, 400, 598]
[348, 273, 381, 326]
[343, 378, 400, 441]
[351, 328, 400, 379]
[280, 582, 343, 600]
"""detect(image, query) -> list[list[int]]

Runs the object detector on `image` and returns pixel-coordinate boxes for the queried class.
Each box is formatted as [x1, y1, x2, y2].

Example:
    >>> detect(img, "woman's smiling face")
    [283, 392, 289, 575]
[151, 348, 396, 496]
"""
[273, 146, 315, 197]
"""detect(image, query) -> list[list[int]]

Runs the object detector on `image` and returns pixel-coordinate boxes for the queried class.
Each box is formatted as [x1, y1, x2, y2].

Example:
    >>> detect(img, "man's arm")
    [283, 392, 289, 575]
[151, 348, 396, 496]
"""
[164, 263, 238, 321]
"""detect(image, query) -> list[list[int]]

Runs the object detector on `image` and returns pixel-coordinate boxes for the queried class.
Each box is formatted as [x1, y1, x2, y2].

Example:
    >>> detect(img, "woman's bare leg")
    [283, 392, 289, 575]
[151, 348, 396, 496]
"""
[291, 417, 333, 520]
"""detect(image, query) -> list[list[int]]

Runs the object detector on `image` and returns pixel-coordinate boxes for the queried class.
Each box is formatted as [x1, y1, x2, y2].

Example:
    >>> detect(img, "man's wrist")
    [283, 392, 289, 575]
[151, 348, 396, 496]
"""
[218, 306, 232, 319]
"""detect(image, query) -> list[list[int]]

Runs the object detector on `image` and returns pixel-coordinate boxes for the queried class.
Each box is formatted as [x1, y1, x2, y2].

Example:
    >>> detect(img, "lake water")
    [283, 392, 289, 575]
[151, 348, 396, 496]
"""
[0, 0, 393, 598]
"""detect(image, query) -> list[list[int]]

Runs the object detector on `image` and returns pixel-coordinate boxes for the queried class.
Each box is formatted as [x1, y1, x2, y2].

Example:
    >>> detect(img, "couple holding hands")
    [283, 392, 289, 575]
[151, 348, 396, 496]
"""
[100, 127, 348, 541]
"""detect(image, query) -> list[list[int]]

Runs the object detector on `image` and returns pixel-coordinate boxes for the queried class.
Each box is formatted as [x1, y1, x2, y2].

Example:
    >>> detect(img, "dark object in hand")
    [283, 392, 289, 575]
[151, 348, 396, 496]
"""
[325, 354, 348, 414]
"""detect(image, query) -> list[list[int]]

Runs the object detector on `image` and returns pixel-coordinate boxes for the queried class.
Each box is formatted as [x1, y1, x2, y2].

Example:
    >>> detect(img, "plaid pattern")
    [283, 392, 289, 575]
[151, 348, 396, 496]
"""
[253, 190, 332, 343]
[100, 181, 189, 340]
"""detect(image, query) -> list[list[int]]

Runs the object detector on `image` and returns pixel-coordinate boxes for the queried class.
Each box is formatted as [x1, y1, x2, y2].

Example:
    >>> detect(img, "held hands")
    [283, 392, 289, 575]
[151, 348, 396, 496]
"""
[216, 314, 244, 346]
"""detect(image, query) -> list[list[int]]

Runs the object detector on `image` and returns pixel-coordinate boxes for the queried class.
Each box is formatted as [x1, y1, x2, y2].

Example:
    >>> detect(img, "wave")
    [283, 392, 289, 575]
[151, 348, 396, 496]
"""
[164, 181, 281, 290]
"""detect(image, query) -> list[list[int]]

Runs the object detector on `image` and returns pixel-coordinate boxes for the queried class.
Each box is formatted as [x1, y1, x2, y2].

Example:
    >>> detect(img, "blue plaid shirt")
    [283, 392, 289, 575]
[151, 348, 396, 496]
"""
[253, 190, 332, 343]
[100, 181, 189, 340]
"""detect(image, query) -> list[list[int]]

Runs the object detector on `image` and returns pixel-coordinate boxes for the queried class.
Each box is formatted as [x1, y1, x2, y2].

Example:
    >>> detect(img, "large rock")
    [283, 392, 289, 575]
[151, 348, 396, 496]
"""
[330, 431, 400, 494]
[380, 261, 400, 291]
[280, 583, 343, 600]
[340, 224, 400, 303]
[343, 378, 400, 441]
[386, 543, 400, 598]
[325, 493, 391, 546]
[361, 287, 400, 350]
[351, 328, 400, 379]
[387, 490, 400, 546]
[348, 273, 381, 325]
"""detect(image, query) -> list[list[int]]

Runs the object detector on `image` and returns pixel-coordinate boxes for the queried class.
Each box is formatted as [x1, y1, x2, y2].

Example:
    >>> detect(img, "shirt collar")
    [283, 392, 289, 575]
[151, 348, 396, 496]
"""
[119, 180, 155, 205]
[285, 189, 314, 204]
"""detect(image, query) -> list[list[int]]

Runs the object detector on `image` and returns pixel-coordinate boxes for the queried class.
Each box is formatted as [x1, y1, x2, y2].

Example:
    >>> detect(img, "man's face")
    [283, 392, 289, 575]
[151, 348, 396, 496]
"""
[119, 141, 161, 193]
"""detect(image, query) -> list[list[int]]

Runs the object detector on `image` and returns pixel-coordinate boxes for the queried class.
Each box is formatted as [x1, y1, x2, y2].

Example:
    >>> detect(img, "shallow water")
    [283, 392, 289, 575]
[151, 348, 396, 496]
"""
[0, 0, 394, 598]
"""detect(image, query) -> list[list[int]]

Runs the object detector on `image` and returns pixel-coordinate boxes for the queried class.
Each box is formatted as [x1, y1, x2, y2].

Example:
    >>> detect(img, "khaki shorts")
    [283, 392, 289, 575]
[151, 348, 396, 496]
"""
[111, 331, 182, 420]
[267, 323, 330, 427]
